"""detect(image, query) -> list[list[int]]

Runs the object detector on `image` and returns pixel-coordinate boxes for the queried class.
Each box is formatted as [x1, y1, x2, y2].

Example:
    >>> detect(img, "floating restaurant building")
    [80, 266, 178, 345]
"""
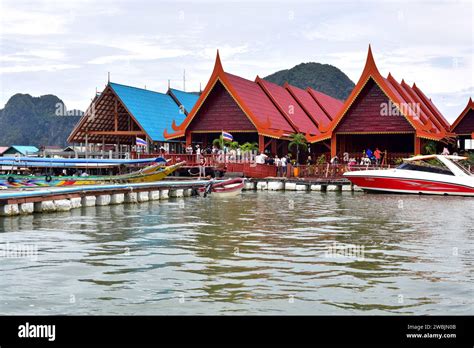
[306, 46, 454, 159]
[164, 51, 343, 155]
[451, 98, 474, 151]
[68, 83, 199, 153]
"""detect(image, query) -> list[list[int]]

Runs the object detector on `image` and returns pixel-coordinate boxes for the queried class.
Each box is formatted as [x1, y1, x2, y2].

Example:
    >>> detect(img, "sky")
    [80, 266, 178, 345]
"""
[0, 0, 472, 122]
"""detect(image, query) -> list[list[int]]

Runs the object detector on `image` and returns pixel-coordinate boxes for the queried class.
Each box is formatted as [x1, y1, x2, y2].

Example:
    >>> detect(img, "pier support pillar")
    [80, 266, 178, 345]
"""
[256, 181, 268, 190]
[268, 181, 284, 190]
[137, 192, 149, 202]
[295, 184, 308, 191]
[310, 184, 322, 191]
[34, 201, 57, 213]
[96, 195, 111, 206]
[81, 196, 96, 207]
[285, 182, 297, 191]
[149, 191, 160, 201]
[326, 185, 342, 192]
[125, 192, 138, 203]
[19, 203, 34, 214]
[70, 198, 82, 209]
[183, 189, 192, 197]
[160, 190, 169, 200]
[169, 189, 184, 198]
[341, 185, 352, 191]
[111, 193, 125, 204]
[244, 182, 256, 190]
[0, 204, 19, 216]
[55, 199, 72, 211]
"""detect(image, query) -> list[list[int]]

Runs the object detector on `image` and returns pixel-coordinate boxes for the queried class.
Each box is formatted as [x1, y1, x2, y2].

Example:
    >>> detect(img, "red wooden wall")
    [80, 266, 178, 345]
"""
[453, 109, 474, 135]
[189, 81, 256, 132]
[335, 79, 414, 133]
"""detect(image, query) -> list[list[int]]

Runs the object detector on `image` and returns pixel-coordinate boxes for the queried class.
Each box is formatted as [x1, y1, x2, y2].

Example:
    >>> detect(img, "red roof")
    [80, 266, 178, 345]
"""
[307, 88, 344, 120]
[307, 45, 451, 143]
[257, 78, 319, 135]
[164, 50, 344, 140]
[285, 83, 332, 130]
[224, 73, 294, 133]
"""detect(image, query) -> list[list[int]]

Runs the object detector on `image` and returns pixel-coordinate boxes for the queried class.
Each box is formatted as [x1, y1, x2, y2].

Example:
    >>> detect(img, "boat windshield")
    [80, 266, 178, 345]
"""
[396, 158, 454, 176]
[451, 159, 473, 176]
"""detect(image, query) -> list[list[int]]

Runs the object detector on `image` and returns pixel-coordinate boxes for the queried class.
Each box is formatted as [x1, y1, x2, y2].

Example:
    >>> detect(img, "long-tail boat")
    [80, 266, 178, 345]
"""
[0, 157, 184, 188]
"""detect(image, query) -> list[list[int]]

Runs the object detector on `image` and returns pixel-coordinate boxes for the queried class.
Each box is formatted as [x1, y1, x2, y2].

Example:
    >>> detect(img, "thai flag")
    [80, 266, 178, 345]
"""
[136, 137, 147, 147]
[222, 131, 233, 142]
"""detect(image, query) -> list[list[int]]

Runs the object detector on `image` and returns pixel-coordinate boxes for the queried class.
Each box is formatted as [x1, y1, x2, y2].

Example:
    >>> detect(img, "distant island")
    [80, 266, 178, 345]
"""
[0, 94, 83, 147]
[264, 62, 355, 101]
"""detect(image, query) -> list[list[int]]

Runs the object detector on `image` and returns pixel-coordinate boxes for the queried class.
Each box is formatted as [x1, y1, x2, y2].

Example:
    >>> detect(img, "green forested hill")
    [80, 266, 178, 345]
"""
[0, 94, 82, 147]
[264, 62, 355, 101]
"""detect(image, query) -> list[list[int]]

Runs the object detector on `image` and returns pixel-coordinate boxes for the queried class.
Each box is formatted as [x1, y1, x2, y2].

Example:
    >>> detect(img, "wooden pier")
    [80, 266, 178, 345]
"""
[0, 177, 362, 217]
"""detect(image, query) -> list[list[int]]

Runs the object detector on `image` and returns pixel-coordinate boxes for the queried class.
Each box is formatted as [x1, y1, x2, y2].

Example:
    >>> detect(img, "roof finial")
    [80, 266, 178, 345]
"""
[215, 49, 224, 72]
[362, 44, 380, 77]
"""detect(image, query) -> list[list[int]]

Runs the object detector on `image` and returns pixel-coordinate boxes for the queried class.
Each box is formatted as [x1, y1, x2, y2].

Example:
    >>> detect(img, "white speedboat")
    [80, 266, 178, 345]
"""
[344, 155, 474, 196]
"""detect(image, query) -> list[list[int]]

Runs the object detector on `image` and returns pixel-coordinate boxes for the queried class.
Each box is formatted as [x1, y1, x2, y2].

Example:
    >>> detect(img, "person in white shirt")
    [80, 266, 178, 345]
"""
[274, 156, 281, 176]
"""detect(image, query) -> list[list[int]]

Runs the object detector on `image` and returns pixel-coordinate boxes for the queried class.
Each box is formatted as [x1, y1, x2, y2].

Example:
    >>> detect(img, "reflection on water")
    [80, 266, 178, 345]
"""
[0, 191, 472, 315]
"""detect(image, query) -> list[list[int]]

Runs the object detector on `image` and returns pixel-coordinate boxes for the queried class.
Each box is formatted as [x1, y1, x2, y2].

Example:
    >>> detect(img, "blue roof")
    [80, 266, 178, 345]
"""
[7, 145, 39, 155]
[169, 88, 199, 114]
[110, 83, 197, 141]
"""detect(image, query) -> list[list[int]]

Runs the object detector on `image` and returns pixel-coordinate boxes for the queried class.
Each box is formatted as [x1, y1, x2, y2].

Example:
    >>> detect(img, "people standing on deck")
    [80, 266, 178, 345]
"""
[281, 155, 288, 177]
[275, 155, 281, 176]
[195, 145, 201, 162]
[198, 155, 207, 179]
[366, 148, 373, 163]
[442, 147, 450, 155]
[186, 145, 193, 155]
[374, 148, 382, 166]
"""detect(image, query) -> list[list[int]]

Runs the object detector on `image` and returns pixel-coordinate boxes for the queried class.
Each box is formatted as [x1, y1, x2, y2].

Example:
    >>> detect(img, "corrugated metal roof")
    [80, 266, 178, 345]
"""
[6, 145, 39, 155]
[110, 83, 196, 141]
[169, 88, 199, 114]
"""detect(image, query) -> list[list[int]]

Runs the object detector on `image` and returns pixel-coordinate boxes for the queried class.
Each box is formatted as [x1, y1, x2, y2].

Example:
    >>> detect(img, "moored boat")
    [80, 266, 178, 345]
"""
[0, 161, 185, 188]
[344, 155, 474, 196]
[199, 178, 245, 197]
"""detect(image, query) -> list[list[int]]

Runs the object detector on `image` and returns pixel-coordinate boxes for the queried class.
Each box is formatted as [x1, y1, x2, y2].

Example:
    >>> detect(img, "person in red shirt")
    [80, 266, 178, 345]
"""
[374, 148, 382, 166]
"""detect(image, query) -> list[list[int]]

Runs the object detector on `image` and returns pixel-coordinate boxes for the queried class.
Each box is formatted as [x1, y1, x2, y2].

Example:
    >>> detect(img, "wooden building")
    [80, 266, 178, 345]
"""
[164, 51, 343, 155]
[68, 83, 199, 154]
[307, 46, 454, 158]
[451, 98, 474, 151]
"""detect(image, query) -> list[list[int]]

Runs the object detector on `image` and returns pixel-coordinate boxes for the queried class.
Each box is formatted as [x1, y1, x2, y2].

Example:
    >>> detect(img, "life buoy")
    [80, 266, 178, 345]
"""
[7, 176, 15, 184]
[45, 175, 52, 182]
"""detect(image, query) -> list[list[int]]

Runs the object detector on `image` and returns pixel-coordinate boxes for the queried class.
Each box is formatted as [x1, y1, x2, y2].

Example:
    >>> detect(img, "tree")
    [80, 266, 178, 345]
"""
[239, 142, 258, 153]
[423, 140, 437, 155]
[288, 133, 308, 165]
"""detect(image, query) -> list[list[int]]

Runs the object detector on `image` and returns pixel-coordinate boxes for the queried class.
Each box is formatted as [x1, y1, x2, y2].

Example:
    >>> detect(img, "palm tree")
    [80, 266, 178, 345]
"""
[228, 141, 239, 150]
[239, 142, 258, 153]
[288, 133, 308, 165]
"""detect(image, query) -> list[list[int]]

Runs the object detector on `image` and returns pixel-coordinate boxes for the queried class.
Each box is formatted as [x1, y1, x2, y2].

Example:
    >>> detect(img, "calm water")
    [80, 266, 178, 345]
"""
[0, 191, 472, 315]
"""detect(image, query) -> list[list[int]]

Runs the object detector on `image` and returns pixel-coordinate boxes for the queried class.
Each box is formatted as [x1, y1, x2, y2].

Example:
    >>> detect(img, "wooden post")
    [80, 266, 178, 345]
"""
[186, 132, 192, 147]
[258, 134, 265, 153]
[330, 133, 337, 158]
[271, 139, 277, 156]
[414, 136, 421, 155]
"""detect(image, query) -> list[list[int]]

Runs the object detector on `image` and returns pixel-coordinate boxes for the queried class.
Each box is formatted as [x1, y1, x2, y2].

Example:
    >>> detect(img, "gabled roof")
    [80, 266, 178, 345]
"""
[284, 84, 333, 131]
[307, 45, 450, 143]
[164, 51, 344, 140]
[168, 88, 200, 115]
[307, 88, 343, 120]
[110, 83, 195, 141]
[0, 147, 9, 155]
[256, 77, 319, 135]
[6, 145, 39, 155]
[451, 97, 474, 135]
